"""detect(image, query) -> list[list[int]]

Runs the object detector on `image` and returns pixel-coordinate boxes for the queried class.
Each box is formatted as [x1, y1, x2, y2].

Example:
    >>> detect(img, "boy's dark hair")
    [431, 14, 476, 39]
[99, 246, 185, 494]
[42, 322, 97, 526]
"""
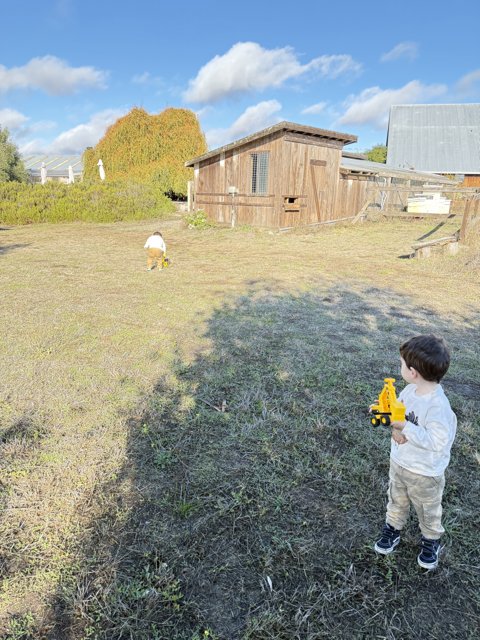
[400, 334, 450, 382]
[153, 231, 162, 237]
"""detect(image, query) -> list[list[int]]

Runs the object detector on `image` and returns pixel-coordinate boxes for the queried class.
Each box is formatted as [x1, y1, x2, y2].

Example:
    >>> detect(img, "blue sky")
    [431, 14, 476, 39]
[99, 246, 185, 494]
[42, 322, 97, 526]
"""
[1, 0, 479, 157]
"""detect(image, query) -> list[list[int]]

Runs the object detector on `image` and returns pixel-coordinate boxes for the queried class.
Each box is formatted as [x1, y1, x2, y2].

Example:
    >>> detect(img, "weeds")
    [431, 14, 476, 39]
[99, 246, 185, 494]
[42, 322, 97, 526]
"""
[185, 209, 213, 229]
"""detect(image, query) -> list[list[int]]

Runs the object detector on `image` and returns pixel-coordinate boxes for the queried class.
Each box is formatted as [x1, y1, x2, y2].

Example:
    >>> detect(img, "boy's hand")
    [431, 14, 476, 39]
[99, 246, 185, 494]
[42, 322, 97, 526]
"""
[390, 420, 406, 431]
[391, 430, 408, 445]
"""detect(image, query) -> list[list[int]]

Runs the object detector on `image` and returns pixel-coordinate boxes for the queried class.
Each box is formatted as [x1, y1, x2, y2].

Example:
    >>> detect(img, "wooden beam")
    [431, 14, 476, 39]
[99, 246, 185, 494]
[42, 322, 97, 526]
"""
[412, 235, 458, 250]
[310, 163, 322, 220]
[351, 191, 377, 224]
[459, 197, 473, 242]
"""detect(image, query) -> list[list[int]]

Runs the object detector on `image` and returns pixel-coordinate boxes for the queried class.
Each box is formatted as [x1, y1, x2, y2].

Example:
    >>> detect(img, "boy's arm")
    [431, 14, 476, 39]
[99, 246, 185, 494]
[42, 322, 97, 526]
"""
[394, 406, 451, 452]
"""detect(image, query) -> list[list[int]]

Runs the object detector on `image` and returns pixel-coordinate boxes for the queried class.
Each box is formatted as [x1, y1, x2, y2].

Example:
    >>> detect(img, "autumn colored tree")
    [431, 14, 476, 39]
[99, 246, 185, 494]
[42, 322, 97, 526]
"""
[82, 107, 207, 197]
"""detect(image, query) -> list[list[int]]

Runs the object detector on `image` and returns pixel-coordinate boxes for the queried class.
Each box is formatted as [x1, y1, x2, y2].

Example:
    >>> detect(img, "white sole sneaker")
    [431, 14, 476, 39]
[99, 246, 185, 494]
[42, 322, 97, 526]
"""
[374, 537, 400, 555]
[417, 546, 442, 570]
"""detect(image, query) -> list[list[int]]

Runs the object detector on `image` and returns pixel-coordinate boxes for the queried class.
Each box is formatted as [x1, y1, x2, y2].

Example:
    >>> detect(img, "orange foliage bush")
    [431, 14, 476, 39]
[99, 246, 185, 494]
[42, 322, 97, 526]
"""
[83, 107, 207, 197]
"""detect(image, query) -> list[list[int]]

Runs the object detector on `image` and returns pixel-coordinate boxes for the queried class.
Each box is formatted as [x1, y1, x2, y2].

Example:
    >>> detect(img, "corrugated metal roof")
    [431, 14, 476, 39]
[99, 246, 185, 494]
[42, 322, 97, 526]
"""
[340, 156, 454, 184]
[185, 121, 357, 166]
[23, 155, 83, 176]
[386, 104, 480, 174]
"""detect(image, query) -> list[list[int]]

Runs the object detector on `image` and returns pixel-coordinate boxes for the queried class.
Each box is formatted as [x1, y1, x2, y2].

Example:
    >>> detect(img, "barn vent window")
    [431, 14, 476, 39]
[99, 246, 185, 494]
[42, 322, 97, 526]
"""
[251, 152, 269, 194]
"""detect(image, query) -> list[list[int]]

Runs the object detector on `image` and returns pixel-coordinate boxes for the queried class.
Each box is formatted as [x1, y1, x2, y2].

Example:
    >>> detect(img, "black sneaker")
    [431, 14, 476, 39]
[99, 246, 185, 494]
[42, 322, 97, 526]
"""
[417, 536, 442, 570]
[374, 523, 401, 555]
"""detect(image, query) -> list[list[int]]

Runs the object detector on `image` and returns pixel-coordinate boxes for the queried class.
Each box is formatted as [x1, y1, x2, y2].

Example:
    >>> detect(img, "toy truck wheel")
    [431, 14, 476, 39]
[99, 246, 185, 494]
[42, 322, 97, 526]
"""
[371, 417, 380, 427]
[380, 415, 391, 426]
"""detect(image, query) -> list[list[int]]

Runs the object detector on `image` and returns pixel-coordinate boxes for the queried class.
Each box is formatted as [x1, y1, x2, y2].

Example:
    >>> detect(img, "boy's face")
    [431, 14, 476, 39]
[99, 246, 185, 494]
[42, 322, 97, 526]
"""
[400, 357, 417, 384]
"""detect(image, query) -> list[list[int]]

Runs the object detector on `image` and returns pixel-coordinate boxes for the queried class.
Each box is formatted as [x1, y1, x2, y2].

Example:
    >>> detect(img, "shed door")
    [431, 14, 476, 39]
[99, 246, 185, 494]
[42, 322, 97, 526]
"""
[309, 159, 327, 222]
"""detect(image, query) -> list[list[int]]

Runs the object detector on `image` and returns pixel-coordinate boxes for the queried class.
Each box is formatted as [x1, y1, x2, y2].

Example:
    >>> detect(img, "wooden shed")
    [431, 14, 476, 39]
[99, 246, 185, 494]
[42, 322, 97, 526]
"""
[185, 121, 357, 228]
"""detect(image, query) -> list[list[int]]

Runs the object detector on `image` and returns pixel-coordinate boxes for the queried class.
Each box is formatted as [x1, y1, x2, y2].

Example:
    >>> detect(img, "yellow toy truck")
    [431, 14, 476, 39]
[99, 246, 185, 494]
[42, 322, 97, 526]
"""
[370, 378, 406, 427]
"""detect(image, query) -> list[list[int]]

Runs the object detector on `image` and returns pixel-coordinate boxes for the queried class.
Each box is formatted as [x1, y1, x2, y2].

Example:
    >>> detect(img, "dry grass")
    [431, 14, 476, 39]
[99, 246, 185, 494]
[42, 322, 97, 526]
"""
[0, 217, 479, 639]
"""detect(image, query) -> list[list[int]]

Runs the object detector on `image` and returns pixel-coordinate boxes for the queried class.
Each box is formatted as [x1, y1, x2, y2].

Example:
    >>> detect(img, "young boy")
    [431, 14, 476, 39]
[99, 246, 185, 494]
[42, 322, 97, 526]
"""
[374, 334, 457, 570]
[144, 231, 166, 271]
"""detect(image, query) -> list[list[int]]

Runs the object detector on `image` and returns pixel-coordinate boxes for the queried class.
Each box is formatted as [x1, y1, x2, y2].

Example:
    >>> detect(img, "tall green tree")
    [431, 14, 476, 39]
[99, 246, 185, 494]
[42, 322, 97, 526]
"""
[365, 144, 387, 164]
[0, 127, 27, 182]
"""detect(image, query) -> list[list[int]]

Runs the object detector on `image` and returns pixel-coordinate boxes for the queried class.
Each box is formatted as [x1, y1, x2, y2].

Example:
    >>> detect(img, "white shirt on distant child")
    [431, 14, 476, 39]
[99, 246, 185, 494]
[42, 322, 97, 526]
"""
[144, 235, 166, 251]
[390, 383, 457, 477]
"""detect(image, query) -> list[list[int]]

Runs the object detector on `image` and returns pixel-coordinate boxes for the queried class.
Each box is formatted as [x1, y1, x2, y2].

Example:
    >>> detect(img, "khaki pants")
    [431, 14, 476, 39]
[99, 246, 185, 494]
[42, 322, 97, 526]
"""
[146, 248, 164, 269]
[386, 460, 445, 539]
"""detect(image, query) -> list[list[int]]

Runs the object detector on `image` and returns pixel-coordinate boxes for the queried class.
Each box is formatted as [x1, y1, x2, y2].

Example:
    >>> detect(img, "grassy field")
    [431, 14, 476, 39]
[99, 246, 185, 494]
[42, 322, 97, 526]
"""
[0, 217, 479, 639]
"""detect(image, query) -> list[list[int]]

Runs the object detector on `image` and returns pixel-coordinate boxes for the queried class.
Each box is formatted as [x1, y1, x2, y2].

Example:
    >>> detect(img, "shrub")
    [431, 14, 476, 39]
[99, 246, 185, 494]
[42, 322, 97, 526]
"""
[82, 107, 207, 198]
[185, 210, 213, 229]
[0, 181, 175, 225]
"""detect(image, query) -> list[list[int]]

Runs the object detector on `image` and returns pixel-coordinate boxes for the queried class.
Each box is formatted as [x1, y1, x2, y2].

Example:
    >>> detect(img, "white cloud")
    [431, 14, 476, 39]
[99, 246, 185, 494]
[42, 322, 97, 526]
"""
[19, 108, 126, 155]
[49, 108, 126, 153]
[0, 56, 107, 95]
[184, 42, 362, 103]
[205, 100, 282, 149]
[337, 80, 447, 129]
[381, 42, 418, 62]
[302, 101, 327, 115]
[0, 108, 28, 130]
[456, 69, 480, 95]
[132, 71, 151, 84]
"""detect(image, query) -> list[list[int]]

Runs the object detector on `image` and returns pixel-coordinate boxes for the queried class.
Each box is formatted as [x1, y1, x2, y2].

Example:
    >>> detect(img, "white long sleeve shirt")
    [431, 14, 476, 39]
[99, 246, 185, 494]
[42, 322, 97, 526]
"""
[390, 383, 457, 476]
[144, 235, 166, 251]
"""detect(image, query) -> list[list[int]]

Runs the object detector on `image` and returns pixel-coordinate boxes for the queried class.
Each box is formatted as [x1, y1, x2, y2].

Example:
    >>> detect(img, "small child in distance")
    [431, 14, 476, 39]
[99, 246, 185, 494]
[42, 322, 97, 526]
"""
[144, 231, 166, 271]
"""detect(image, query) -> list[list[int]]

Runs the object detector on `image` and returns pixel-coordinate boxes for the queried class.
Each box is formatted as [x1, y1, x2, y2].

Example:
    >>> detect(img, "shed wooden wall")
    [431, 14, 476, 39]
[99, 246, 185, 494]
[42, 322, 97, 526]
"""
[195, 132, 280, 227]
[336, 174, 371, 220]
[194, 132, 344, 228]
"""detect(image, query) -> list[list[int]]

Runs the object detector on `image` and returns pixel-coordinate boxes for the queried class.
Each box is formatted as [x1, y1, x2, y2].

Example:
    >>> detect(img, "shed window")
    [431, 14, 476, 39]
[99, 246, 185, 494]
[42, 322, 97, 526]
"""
[251, 152, 269, 194]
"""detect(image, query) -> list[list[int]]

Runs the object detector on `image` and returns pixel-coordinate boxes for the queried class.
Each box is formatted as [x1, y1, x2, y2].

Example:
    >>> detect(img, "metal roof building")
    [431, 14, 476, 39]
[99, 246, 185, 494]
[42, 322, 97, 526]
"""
[340, 155, 454, 184]
[386, 104, 480, 175]
[23, 155, 83, 182]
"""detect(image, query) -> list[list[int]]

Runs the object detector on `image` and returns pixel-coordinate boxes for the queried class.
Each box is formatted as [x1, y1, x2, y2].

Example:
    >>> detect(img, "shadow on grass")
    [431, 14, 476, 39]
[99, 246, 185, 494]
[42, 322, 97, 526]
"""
[30, 285, 480, 638]
[0, 243, 30, 256]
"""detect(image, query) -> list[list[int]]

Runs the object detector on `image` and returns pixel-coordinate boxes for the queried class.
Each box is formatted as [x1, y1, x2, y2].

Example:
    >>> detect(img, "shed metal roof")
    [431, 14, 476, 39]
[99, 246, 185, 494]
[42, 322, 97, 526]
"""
[23, 155, 83, 176]
[185, 121, 357, 167]
[340, 156, 454, 184]
[386, 104, 480, 174]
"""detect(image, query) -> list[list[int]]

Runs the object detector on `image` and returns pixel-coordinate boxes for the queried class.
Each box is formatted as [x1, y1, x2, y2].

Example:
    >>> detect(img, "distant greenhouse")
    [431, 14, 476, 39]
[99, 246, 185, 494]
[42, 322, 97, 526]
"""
[23, 155, 83, 183]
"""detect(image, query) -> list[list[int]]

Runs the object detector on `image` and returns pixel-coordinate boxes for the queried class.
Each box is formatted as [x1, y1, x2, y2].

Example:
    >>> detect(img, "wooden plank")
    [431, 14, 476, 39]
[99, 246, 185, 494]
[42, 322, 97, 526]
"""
[383, 211, 459, 218]
[195, 192, 275, 198]
[284, 134, 343, 149]
[196, 200, 275, 208]
[351, 190, 376, 224]
[309, 164, 321, 219]
[412, 235, 458, 250]
[459, 198, 473, 242]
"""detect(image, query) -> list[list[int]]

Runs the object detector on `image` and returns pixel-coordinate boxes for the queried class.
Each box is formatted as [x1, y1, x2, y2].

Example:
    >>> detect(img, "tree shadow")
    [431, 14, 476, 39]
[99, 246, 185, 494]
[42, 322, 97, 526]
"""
[0, 243, 31, 256]
[20, 284, 480, 639]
